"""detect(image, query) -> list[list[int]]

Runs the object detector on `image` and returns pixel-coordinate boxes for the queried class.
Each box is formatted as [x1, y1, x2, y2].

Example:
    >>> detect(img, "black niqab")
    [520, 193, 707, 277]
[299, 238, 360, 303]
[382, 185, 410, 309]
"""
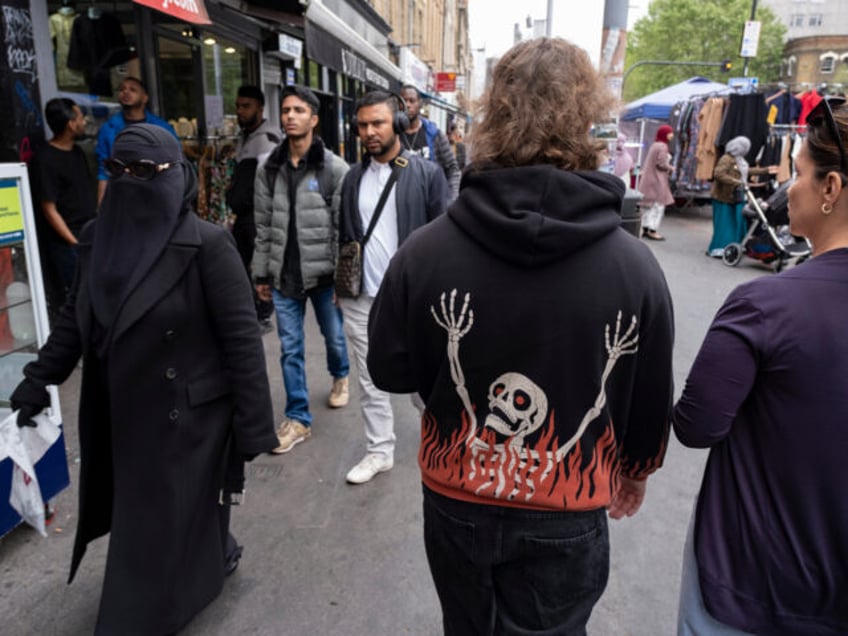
[90, 123, 193, 331]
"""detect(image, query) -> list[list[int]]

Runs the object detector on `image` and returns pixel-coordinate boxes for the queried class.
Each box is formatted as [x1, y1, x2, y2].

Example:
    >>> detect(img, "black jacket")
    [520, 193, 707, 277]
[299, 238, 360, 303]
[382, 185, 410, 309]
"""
[12, 213, 277, 634]
[338, 149, 448, 246]
[368, 165, 674, 511]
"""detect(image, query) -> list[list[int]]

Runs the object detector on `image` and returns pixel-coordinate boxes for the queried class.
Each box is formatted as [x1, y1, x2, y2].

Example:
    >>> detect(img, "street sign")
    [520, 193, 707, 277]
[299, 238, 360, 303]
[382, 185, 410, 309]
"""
[740, 20, 761, 58]
[434, 72, 457, 92]
[728, 77, 759, 92]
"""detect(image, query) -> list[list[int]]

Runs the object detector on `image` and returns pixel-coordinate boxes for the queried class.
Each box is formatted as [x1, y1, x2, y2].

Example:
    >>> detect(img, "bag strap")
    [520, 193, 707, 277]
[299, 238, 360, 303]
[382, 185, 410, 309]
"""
[362, 155, 408, 247]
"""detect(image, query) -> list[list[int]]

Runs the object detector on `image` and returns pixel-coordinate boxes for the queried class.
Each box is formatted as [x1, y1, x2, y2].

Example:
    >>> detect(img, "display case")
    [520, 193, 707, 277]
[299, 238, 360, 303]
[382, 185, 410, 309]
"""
[0, 163, 70, 537]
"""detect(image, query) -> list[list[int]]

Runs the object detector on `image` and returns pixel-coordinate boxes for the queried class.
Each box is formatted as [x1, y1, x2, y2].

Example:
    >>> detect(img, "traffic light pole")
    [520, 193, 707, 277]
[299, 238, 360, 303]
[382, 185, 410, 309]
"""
[622, 60, 732, 93]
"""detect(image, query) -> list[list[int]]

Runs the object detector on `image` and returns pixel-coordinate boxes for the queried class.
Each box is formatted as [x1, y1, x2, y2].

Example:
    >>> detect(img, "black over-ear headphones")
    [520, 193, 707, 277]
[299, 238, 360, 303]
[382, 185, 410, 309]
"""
[352, 91, 410, 135]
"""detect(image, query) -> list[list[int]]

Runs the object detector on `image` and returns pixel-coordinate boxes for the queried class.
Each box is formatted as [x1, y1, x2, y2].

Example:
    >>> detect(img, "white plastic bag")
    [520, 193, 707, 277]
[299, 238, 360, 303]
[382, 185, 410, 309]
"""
[0, 411, 61, 536]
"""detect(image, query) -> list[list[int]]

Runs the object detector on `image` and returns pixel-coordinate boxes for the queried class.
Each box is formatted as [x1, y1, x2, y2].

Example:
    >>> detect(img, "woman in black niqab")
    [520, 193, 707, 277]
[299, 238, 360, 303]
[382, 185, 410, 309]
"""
[10, 123, 276, 634]
[90, 123, 196, 332]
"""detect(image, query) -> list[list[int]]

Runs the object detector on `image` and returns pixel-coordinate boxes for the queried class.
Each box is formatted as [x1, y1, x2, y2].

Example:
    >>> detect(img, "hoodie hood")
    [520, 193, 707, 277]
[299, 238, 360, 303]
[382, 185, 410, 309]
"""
[449, 165, 625, 267]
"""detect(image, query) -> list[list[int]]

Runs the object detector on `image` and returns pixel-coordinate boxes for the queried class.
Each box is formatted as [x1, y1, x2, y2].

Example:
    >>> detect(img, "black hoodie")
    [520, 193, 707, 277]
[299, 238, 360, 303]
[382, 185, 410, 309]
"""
[368, 165, 674, 511]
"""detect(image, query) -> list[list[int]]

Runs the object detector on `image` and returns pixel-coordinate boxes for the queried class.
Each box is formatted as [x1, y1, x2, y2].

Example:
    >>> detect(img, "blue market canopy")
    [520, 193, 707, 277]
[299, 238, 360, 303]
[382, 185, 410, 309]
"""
[621, 77, 733, 121]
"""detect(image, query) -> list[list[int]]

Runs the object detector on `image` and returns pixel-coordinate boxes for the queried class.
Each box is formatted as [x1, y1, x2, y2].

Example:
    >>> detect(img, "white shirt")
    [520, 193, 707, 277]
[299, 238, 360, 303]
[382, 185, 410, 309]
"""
[358, 159, 398, 297]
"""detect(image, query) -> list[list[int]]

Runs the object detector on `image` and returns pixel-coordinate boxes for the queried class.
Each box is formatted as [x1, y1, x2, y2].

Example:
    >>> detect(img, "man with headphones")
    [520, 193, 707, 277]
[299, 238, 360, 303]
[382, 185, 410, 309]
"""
[338, 90, 449, 484]
[399, 85, 461, 202]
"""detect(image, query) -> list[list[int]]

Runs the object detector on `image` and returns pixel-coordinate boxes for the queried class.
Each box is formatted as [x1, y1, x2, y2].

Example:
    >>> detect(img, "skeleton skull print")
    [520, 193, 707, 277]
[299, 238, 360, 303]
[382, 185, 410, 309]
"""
[425, 288, 640, 506]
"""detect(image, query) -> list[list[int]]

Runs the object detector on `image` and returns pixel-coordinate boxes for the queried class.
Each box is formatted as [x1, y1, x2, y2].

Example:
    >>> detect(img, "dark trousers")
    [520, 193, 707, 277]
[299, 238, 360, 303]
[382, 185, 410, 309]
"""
[42, 241, 78, 324]
[231, 220, 273, 321]
[423, 486, 609, 636]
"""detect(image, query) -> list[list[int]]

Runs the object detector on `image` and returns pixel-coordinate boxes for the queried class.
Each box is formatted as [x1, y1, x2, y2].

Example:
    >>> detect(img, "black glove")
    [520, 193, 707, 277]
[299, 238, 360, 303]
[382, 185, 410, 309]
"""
[12, 402, 41, 428]
[10, 380, 51, 428]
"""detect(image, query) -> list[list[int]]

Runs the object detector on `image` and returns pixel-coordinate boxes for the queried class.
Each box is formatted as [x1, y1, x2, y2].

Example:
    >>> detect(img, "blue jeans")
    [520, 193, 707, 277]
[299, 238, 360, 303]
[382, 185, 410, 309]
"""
[272, 286, 349, 426]
[423, 486, 609, 635]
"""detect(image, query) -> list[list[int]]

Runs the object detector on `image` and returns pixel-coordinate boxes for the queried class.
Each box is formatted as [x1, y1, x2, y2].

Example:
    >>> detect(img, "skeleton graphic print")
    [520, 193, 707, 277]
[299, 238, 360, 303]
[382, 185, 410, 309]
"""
[422, 289, 641, 507]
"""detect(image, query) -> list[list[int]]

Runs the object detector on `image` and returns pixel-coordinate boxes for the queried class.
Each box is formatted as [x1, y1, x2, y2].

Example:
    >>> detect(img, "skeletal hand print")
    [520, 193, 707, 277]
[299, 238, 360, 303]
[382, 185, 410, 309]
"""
[432, 289, 476, 437]
[556, 311, 638, 461]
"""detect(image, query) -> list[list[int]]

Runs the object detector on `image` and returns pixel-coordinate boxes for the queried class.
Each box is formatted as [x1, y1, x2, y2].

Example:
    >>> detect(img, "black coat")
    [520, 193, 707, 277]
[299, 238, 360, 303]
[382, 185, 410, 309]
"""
[13, 212, 277, 634]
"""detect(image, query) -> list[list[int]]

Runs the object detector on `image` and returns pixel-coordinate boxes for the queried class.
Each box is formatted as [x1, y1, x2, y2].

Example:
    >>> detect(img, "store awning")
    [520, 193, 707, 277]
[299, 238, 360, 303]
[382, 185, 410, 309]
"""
[306, 22, 398, 91]
[421, 91, 463, 116]
[133, 0, 212, 25]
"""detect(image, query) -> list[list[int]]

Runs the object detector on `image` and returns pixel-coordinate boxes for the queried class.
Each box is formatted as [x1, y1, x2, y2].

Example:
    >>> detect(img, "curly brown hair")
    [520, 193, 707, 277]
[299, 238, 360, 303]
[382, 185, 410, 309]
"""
[470, 38, 615, 171]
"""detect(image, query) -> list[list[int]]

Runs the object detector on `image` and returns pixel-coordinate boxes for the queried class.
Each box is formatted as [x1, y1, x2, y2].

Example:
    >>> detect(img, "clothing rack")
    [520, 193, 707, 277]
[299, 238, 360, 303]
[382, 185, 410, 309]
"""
[184, 137, 238, 226]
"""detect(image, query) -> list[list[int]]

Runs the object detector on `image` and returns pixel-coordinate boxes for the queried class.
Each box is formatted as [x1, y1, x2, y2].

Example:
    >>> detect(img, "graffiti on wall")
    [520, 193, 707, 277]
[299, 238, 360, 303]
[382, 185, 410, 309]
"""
[0, 2, 43, 162]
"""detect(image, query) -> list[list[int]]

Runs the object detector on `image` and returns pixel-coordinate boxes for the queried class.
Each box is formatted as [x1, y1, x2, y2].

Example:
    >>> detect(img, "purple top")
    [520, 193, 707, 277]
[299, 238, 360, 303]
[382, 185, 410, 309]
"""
[673, 249, 848, 635]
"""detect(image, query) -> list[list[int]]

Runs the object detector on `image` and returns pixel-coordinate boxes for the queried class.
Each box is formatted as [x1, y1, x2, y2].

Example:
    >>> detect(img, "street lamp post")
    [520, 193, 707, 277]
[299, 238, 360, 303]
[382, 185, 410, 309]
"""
[742, 0, 758, 78]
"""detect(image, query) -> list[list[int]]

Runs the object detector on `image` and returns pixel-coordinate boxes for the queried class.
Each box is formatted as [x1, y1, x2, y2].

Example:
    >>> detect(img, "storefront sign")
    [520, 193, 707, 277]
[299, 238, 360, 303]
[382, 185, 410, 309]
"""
[278, 34, 303, 61]
[133, 0, 211, 25]
[306, 22, 394, 91]
[341, 50, 389, 90]
[0, 179, 24, 246]
[399, 47, 430, 91]
[434, 72, 457, 93]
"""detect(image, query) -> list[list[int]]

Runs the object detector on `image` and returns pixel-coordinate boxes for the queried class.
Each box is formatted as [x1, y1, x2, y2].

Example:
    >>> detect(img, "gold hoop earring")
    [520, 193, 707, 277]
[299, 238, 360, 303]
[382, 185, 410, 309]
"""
[822, 202, 834, 215]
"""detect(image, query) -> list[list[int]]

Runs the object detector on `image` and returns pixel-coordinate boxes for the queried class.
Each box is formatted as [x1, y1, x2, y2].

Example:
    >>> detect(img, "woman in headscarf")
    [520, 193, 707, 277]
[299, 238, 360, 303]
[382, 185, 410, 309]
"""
[638, 124, 674, 240]
[673, 97, 848, 635]
[707, 135, 772, 257]
[10, 124, 277, 634]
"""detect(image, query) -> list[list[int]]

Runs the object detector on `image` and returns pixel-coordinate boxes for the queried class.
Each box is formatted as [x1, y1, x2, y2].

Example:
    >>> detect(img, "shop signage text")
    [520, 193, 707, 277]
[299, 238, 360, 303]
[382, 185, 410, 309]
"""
[434, 72, 457, 92]
[133, 0, 211, 25]
[341, 49, 389, 90]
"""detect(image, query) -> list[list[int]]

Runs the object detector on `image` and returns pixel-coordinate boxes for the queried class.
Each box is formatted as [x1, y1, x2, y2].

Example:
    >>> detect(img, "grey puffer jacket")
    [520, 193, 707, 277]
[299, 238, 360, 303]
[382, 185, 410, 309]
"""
[252, 137, 349, 291]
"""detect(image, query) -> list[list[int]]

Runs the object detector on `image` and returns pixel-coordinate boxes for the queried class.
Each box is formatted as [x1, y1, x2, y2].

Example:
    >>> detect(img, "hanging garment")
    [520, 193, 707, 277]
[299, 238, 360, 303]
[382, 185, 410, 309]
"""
[49, 11, 86, 89]
[695, 97, 726, 181]
[67, 12, 132, 97]
[716, 93, 769, 165]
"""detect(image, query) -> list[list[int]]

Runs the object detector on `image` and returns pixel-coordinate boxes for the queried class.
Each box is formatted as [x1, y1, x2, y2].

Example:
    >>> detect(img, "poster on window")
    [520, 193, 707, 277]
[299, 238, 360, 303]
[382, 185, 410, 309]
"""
[0, 179, 24, 246]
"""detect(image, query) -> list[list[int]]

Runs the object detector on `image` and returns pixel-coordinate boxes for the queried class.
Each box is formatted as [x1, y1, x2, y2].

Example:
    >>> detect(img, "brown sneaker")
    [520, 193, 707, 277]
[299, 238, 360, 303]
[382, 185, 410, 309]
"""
[327, 376, 349, 408]
[272, 420, 311, 454]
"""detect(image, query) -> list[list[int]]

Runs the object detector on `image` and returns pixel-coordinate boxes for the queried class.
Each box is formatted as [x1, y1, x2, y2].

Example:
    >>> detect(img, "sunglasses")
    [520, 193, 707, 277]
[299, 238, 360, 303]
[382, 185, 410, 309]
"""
[104, 158, 180, 181]
[807, 96, 847, 175]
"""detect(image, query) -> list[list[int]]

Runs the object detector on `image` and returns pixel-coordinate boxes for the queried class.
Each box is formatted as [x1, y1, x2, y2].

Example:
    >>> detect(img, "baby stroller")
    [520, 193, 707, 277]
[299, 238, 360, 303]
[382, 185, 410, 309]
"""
[722, 181, 811, 272]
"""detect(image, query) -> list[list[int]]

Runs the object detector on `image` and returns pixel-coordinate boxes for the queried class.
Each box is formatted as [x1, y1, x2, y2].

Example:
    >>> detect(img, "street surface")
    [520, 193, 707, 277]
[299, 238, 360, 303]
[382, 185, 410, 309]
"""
[0, 203, 774, 635]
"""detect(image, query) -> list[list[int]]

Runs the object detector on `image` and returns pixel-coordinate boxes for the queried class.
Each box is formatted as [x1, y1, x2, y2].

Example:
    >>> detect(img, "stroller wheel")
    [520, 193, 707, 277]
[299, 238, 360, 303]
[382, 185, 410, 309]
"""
[722, 243, 743, 267]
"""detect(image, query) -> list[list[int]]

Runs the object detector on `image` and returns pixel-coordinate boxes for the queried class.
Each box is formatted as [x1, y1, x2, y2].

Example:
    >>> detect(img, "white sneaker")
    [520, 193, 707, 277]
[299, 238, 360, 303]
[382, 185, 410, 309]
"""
[345, 453, 393, 484]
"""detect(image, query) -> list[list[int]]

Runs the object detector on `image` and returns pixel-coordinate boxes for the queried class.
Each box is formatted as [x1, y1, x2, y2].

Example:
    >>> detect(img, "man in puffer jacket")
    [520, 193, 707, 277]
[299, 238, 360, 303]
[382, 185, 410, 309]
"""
[253, 85, 351, 454]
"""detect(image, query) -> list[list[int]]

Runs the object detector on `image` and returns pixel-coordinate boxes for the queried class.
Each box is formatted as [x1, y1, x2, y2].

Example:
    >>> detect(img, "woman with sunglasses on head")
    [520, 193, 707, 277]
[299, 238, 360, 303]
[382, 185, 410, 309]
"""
[673, 97, 848, 635]
[10, 124, 278, 634]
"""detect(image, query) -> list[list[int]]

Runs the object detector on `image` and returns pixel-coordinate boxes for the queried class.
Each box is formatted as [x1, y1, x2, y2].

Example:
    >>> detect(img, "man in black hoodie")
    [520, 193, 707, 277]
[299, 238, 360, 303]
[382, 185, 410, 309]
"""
[368, 38, 674, 634]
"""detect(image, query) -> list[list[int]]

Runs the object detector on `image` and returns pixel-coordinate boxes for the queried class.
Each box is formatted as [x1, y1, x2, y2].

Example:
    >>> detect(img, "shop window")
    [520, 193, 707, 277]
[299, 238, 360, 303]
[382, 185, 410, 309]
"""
[308, 60, 321, 90]
[156, 32, 200, 137]
[46, 1, 140, 98]
[201, 35, 251, 138]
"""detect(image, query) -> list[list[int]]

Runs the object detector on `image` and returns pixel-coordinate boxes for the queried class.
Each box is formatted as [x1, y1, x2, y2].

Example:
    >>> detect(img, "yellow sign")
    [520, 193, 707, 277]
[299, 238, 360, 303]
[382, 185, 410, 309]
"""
[0, 179, 25, 245]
